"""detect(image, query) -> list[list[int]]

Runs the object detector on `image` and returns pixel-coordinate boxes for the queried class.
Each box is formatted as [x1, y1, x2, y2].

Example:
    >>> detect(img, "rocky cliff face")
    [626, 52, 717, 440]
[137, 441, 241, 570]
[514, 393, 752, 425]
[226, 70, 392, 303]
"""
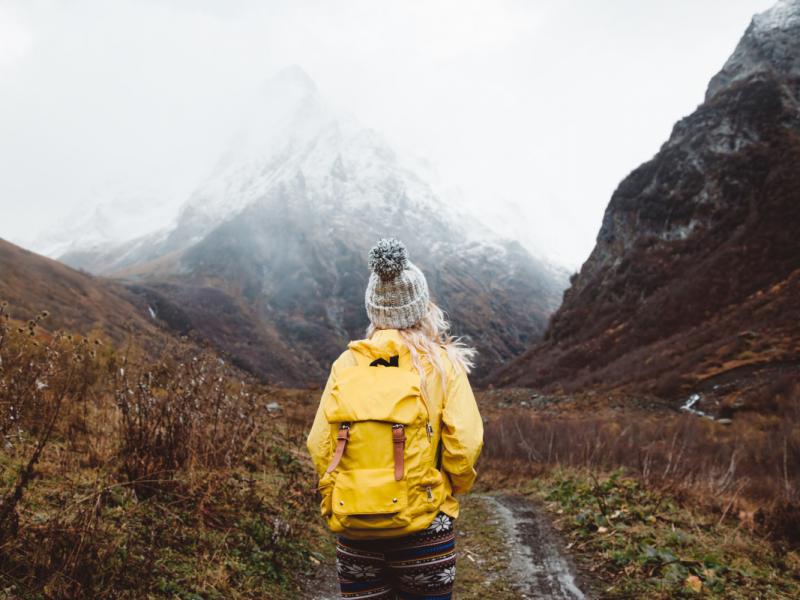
[60, 67, 567, 385]
[491, 0, 800, 399]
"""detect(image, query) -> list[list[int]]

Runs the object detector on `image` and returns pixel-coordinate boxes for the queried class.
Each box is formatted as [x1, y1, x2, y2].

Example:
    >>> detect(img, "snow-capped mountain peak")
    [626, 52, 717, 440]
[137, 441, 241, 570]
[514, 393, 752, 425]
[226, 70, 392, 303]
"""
[706, 0, 800, 101]
[176, 66, 486, 245]
[45, 65, 568, 384]
[753, 0, 800, 32]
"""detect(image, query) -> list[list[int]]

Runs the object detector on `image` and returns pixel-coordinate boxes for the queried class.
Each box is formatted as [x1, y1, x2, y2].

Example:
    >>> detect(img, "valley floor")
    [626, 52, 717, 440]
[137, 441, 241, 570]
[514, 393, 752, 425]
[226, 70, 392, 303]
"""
[305, 492, 589, 600]
[297, 383, 800, 600]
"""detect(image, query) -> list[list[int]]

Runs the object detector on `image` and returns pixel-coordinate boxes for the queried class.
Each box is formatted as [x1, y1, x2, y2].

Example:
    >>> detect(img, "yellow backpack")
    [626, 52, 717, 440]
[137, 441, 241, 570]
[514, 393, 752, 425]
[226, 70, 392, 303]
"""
[316, 350, 445, 536]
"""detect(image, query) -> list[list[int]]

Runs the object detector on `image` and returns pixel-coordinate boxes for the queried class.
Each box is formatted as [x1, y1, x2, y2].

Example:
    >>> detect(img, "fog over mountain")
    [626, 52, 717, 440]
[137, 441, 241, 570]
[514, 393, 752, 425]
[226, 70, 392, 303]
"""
[43, 65, 567, 385]
[0, 0, 777, 269]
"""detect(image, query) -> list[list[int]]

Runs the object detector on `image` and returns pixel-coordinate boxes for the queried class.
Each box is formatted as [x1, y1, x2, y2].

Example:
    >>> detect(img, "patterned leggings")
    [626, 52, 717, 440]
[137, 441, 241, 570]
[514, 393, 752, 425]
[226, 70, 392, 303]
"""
[336, 512, 456, 599]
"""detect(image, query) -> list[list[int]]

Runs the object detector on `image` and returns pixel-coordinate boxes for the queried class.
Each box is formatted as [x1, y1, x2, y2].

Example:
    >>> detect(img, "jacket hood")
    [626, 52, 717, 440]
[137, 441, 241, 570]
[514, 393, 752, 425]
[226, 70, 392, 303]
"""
[347, 329, 411, 361]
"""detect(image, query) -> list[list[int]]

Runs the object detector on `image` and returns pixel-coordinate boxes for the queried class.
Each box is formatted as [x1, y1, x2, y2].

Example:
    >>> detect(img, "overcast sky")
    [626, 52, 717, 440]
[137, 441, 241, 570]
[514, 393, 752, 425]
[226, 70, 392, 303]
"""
[0, 0, 776, 269]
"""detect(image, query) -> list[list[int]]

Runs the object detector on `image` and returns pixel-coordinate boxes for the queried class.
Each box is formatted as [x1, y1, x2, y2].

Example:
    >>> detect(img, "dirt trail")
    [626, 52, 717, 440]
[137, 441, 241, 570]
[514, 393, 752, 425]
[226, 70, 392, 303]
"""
[477, 494, 587, 599]
[308, 557, 340, 600]
[308, 494, 587, 600]
[307, 493, 588, 599]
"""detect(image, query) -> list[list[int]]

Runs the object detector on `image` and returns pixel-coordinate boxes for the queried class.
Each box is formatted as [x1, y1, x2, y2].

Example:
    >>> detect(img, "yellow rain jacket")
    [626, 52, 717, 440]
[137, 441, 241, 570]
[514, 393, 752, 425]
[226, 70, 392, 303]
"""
[306, 328, 484, 538]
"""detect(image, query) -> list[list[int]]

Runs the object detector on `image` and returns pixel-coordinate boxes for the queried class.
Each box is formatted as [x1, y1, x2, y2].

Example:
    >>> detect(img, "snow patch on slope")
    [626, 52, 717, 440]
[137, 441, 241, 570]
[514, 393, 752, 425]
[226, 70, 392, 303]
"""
[754, 0, 800, 31]
[706, 0, 800, 101]
[31, 191, 179, 258]
[177, 66, 485, 246]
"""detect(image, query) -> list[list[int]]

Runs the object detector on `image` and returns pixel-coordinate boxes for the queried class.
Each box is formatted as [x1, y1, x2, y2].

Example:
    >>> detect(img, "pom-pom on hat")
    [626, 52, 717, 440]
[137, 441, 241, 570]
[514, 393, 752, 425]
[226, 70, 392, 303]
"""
[365, 238, 430, 329]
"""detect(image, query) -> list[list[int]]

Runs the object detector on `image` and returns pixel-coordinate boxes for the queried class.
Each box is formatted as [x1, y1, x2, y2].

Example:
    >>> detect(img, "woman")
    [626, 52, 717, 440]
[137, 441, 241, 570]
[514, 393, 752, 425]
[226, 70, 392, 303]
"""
[307, 237, 484, 599]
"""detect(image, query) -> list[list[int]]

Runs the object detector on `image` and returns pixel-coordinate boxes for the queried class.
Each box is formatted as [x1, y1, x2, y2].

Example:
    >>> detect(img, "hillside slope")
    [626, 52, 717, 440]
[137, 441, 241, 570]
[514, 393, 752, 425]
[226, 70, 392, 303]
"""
[0, 238, 170, 347]
[491, 0, 800, 401]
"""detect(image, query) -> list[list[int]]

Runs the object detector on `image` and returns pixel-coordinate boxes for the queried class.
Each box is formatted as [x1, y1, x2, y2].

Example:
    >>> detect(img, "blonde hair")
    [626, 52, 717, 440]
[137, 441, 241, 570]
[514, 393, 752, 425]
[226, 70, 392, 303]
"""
[365, 301, 477, 407]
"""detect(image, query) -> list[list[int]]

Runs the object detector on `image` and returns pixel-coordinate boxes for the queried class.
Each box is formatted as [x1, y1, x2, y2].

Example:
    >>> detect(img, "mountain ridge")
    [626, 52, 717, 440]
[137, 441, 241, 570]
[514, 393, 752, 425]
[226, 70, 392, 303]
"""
[489, 0, 800, 406]
[48, 67, 568, 385]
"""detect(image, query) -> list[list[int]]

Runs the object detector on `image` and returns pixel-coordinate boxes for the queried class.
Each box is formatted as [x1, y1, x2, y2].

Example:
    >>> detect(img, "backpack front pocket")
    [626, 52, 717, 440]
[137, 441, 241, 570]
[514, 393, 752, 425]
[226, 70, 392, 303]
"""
[406, 467, 447, 518]
[332, 468, 410, 529]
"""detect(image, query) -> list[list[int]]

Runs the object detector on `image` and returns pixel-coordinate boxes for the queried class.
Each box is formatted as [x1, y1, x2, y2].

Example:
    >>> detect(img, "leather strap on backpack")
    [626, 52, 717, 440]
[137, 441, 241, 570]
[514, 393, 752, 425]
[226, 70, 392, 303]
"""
[324, 422, 406, 481]
[392, 424, 406, 481]
[325, 423, 350, 475]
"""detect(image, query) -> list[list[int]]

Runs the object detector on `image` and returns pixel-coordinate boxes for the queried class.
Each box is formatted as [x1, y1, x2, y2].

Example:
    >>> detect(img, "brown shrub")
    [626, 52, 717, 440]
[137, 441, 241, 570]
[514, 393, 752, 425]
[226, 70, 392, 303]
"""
[0, 302, 320, 598]
[113, 344, 267, 496]
[0, 305, 100, 541]
[481, 405, 800, 542]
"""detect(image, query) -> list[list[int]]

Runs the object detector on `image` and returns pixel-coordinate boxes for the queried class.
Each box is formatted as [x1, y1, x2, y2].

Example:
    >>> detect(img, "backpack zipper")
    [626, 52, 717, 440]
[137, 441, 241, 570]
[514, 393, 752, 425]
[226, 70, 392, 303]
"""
[426, 422, 433, 443]
[426, 486, 434, 501]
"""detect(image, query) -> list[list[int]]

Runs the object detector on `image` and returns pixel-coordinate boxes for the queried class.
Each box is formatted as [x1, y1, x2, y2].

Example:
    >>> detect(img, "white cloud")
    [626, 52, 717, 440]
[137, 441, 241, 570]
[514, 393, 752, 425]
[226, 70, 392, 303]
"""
[0, 0, 778, 268]
[0, 5, 34, 72]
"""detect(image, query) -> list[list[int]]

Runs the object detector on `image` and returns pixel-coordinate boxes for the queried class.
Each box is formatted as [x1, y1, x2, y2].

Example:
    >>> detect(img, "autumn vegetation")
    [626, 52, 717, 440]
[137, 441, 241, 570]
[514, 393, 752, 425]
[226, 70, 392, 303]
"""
[2, 297, 798, 598]
[481, 397, 800, 537]
[0, 302, 324, 599]
[477, 384, 800, 597]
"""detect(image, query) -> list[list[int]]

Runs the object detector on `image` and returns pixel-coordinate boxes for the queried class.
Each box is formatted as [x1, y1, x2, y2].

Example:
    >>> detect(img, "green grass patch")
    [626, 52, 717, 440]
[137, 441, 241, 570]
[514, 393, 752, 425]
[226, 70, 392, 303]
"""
[453, 494, 519, 599]
[522, 469, 800, 599]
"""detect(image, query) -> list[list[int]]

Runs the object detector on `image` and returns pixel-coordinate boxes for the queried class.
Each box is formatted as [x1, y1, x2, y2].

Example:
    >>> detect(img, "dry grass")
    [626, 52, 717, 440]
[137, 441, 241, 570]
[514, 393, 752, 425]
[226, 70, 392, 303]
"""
[0, 302, 325, 599]
[476, 388, 800, 597]
[479, 379, 800, 544]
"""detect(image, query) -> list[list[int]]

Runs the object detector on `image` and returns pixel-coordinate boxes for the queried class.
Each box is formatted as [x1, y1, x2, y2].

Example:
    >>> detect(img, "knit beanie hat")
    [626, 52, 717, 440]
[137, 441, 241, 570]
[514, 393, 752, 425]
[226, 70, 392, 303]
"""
[365, 238, 430, 329]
